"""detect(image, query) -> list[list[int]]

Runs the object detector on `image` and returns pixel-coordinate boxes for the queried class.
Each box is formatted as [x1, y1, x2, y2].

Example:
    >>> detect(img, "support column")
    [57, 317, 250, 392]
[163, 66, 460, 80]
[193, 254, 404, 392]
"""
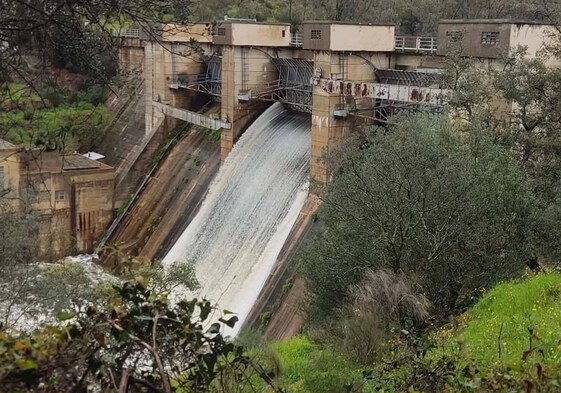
[310, 52, 354, 183]
[220, 46, 277, 160]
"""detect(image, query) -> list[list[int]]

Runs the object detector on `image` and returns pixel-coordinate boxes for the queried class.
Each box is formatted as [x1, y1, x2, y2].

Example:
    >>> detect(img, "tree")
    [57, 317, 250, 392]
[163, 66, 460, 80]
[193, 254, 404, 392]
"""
[0, 279, 282, 392]
[0, 202, 41, 330]
[0, 0, 193, 106]
[299, 114, 536, 319]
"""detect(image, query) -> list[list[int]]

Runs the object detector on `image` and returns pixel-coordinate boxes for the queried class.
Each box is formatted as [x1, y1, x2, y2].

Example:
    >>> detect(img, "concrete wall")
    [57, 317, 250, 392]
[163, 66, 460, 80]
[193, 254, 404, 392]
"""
[119, 39, 145, 74]
[160, 23, 213, 43]
[214, 22, 291, 47]
[71, 170, 115, 253]
[311, 51, 376, 182]
[302, 23, 332, 50]
[220, 46, 276, 158]
[437, 20, 512, 58]
[330, 24, 395, 52]
[145, 40, 211, 135]
[0, 147, 22, 211]
[437, 20, 556, 60]
[0, 149, 115, 259]
[509, 24, 561, 66]
[303, 22, 395, 52]
[232, 23, 290, 47]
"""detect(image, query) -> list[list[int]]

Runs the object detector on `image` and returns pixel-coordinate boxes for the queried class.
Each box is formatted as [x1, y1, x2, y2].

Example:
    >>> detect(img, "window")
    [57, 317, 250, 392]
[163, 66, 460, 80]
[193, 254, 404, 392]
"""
[217, 27, 226, 36]
[446, 31, 463, 43]
[481, 31, 500, 45]
[282, 30, 286, 38]
[311, 30, 322, 40]
[25, 181, 39, 203]
[55, 190, 66, 201]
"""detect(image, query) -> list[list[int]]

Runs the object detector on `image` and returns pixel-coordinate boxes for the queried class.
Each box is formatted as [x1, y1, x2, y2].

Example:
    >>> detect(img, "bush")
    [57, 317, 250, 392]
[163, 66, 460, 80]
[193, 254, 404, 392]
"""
[273, 336, 363, 393]
[78, 84, 106, 106]
[298, 114, 536, 322]
[342, 269, 429, 364]
[22, 109, 34, 120]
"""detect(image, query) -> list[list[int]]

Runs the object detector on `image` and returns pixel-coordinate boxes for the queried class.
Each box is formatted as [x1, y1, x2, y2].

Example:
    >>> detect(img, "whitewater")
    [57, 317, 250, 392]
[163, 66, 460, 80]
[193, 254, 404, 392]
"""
[162, 103, 310, 335]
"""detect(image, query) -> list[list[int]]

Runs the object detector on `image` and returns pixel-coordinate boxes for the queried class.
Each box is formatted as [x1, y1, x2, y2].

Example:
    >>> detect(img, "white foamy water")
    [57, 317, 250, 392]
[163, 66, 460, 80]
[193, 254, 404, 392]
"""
[163, 103, 310, 335]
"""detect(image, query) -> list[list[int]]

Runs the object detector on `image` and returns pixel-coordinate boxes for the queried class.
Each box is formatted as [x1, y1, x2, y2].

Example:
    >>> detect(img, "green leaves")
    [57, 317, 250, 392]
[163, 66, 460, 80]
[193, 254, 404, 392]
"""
[300, 113, 535, 321]
[16, 359, 37, 370]
[0, 279, 280, 392]
[56, 311, 76, 322]
[219, 316, 239, 329]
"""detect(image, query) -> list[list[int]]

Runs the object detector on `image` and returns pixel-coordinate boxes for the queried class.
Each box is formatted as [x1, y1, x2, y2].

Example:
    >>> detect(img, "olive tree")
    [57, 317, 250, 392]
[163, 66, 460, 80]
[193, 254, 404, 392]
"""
[299, 114, 536, 318]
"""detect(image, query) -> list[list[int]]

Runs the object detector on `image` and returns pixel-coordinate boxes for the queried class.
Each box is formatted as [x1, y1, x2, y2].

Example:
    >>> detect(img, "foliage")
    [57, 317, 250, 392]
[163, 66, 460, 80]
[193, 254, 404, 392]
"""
[273, 336, 365, 393]
[493, 49, 561, 201]
[439, 272, 561, 369]
[0, 279, 281, 392]
[0, 0, 194, 93]
[0, 83, 42, 109]
[358, 273, 561, 392]
[0, 203, 39, 330]
[299, 113, 536, 321]
[190, 0, 541, 33]
[0, 104, 109, 152]
[341, 269, 429, 364]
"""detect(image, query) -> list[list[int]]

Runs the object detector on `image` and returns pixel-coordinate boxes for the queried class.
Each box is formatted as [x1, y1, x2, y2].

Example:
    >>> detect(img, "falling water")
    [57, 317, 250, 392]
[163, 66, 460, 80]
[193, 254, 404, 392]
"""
[162, 103, 310, 335]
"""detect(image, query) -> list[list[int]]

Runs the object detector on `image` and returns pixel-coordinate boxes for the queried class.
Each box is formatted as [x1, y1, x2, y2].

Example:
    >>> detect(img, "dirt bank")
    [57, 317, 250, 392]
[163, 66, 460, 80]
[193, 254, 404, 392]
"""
[244, 194, 320, 340]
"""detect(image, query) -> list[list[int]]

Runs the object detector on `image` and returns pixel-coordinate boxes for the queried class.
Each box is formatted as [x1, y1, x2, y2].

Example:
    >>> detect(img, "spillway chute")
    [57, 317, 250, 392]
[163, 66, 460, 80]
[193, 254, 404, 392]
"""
[163, 102, 310, 335]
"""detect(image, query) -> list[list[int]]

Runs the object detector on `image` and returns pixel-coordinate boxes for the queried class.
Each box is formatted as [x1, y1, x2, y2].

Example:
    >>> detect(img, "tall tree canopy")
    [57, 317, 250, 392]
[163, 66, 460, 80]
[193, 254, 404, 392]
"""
[299, 114, 537, 318]
[0, 0, 192, 96]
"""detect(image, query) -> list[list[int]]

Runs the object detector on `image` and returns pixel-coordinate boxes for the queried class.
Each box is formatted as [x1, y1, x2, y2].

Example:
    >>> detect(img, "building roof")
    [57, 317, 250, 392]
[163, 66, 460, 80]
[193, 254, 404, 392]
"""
[303, 20, 395, 27]
[439, 19, 552, 26]
[217, 20, 290, 26]
[62, 154, 112, 171]
[83, 151, 106, 161]
[0, 138, 16, 150]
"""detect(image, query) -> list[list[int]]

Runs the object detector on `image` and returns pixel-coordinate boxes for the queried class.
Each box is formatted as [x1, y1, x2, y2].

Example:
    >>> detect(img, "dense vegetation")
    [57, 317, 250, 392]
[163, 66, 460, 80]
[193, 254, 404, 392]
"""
[3, 0, 561, 392]
[287, 28, 561, 392]
[190, 0, 547, 34]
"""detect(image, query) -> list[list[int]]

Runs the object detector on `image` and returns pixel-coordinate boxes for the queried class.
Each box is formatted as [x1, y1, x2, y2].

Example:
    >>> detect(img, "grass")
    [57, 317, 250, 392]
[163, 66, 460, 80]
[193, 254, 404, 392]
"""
[439, 272, 561, 369]
[1, 83, 42, 107]
[273, 336, 364, 393]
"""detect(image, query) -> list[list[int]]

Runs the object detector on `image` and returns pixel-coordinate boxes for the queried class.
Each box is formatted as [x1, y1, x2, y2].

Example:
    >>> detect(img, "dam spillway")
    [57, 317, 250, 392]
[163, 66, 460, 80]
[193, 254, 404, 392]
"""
[162, 103, 310, 335]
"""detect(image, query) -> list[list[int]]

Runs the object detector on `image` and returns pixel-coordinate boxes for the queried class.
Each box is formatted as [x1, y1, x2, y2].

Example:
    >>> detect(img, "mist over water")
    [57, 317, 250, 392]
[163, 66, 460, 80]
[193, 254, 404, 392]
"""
[163, 103, 310, 335]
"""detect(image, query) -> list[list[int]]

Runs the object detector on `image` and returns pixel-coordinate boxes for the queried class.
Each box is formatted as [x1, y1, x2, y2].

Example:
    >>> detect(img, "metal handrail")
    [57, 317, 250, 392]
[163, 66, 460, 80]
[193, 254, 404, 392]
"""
[290, 33, 303, 47]
[395, 36, 437, 53]
[112, 28, 140, 38]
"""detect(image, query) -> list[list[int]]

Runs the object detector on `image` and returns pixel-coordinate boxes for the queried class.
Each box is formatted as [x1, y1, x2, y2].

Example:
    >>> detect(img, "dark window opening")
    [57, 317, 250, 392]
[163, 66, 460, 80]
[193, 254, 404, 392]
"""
[446, 31, 463, 43]
[282, 30, 286, 38]
[481, 31, 500, 45]
[217, 27, 226, 36]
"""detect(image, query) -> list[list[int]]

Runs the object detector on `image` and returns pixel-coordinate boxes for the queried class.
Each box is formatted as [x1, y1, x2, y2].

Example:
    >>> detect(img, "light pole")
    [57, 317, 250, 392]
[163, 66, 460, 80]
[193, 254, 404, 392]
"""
[289, 0, 293, 25]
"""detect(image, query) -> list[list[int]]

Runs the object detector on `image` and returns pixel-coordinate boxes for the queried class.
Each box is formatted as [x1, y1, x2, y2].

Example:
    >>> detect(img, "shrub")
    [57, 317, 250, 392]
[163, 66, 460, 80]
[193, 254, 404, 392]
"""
[273, 336, 363, 393]
[22, 109, 34, 120]
[342, 269, 430, 364]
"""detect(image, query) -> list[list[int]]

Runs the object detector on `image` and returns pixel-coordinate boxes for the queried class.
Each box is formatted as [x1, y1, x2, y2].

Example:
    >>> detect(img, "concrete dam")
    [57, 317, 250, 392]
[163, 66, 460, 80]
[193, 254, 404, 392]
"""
[108, 19, 549, 334]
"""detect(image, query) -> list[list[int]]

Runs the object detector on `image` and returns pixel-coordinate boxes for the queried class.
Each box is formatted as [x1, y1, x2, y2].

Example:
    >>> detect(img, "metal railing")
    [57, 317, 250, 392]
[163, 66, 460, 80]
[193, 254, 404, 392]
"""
[395, 36, 437, 53]
[112, 28, 140, 38]
[290, 33, 303, 47]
